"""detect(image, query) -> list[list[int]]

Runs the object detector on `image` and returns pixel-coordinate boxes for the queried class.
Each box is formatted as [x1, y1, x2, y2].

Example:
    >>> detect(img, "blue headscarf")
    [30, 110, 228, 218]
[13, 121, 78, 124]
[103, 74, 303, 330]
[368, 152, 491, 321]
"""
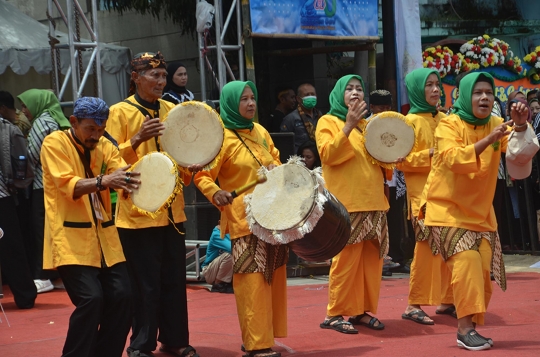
[73, 97, 110, 125]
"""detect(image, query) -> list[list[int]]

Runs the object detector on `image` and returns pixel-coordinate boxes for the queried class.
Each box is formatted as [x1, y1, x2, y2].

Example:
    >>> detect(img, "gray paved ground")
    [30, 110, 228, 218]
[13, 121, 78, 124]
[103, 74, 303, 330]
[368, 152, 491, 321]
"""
[190, 254, 540, 289]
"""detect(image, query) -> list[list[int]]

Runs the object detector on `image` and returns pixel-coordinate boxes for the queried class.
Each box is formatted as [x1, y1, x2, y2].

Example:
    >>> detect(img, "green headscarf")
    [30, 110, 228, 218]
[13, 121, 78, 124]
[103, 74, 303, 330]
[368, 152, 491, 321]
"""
[18, 89, 70, 129]
[220, 81, 258, 130]
[452, 72, 495, 126]
[328, 74, 365, 121]
[405, 68, 441, 115]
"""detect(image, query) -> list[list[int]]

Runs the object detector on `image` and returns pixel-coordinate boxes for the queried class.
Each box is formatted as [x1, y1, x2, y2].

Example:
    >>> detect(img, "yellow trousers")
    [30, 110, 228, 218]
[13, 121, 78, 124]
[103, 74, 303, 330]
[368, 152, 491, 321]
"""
[233, 264, 287, 351]
[327, 240, 383, 317]
[408, 240, 453, 306]
[446, 238, 492, 325]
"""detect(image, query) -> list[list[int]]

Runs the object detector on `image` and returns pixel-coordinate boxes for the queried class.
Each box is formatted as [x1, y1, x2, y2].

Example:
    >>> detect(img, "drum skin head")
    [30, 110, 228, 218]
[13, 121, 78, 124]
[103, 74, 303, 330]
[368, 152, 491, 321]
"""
[130, 152, 177, 213]
[250, 164, 317, 231]
[161, 102, 223, 167]
[364, 112, 415, 163]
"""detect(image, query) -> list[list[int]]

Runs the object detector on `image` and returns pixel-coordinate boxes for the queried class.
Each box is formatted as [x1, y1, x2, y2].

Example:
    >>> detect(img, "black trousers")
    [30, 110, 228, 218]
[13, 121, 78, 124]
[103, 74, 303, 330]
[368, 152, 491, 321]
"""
[119, 223, 189, 352]
[0, 195, 37, 308]
[31, 188, 59, 280]
[386, 187, 406, 265]
[57, 263, 132, 357]
[15, 188, 35, 273]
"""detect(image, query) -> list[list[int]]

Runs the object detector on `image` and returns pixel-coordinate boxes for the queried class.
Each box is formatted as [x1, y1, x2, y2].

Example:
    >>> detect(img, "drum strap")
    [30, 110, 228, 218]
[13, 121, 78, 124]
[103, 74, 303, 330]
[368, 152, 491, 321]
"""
[63, 130, 106, 219]
[122, 99, 161, 152]
[232, 130, 263, 167]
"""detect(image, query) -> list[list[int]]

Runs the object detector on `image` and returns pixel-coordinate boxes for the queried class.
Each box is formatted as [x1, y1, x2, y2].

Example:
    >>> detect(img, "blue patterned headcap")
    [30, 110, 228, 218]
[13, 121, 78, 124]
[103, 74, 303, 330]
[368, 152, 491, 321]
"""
[73, 97, 109, 125]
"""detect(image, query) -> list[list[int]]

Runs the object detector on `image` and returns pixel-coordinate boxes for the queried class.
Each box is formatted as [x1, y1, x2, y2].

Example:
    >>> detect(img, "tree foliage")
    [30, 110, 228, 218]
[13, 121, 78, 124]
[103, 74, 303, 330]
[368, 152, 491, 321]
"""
[103, 0, 197, 35]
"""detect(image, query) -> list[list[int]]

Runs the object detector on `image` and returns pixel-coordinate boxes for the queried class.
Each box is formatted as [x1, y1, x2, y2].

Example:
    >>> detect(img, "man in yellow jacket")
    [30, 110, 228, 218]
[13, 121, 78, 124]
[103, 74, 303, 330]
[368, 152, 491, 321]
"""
[41, 97, 140, 357]
[107, 51, 201, 357]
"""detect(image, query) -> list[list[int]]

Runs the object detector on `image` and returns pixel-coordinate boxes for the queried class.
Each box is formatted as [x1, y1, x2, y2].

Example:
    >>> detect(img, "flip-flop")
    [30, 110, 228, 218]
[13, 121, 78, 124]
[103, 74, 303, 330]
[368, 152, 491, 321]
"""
[348, 313, 385, 330]
[436, 306, 457, 318]
[320, 316, 359, 334]
[402, 309, 435, 325]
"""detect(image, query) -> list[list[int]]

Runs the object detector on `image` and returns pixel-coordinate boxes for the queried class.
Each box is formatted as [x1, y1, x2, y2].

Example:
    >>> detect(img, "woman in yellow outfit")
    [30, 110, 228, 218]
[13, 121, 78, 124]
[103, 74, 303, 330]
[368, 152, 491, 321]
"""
[421, 72, 536, 350]
[317, 74, 389, 334]
[398, 68, 454, 325]
[194, 81, 286, 357]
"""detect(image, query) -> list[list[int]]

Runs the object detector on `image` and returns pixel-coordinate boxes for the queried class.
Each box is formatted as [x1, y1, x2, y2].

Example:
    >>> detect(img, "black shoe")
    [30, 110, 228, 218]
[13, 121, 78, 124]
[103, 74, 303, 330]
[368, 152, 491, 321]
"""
[475, 331, 494, 346]
[390, 265, 410, 274]
[211, 282, 228, 293]
[127, 349, 155, 357]
[223, 283, 234, 294]
[457, 329, 492, 351]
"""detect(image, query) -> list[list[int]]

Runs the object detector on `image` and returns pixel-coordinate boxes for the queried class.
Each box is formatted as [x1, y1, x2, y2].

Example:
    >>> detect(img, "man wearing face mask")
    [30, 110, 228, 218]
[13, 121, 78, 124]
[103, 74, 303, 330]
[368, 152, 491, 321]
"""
[280, 83, 322, 152]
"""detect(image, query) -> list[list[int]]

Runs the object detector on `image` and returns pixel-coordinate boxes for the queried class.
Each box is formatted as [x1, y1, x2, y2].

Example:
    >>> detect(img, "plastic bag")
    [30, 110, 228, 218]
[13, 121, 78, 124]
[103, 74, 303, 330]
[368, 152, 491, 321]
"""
[196, 0, 215, 33]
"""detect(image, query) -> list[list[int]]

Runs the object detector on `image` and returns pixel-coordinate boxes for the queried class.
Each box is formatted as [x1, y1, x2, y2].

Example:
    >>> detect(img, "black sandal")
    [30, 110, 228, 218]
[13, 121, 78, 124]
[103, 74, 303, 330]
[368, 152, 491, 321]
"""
[320, 316, 359, 334]
[436, 306, 457, 319]
[243, 348, 281, 357]
[349, 313, 385, 330]
[402, 309, 434, 325]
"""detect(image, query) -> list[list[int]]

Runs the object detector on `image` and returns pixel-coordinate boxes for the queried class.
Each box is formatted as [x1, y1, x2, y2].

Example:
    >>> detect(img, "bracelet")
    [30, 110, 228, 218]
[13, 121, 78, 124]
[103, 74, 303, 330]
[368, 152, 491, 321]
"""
[96, 174, 105, 191]
[514, 122, 528, 131]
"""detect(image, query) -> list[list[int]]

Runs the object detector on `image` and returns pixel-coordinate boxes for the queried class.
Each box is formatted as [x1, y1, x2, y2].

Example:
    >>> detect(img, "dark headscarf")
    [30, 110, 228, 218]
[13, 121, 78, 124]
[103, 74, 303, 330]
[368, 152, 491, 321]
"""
[129, 51, 167, 96]
[405, 68, 441, 115]
[220, 81, 258, 130]
[328, 74, 365, 121]
[453, 72, 495, 126]
[370, 89, 392, 106]
[164, 62, 188, 95]
[17, 89, 70, 129]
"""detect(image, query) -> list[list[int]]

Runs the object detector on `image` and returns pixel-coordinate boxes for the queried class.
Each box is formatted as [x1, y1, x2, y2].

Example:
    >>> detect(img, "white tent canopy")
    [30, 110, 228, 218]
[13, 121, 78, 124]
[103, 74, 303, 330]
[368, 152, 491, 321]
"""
[0, 0, 131, 105]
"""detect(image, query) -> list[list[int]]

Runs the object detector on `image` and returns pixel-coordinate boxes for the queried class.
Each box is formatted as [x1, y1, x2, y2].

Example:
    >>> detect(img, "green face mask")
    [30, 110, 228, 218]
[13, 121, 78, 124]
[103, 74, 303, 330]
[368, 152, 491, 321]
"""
[301, 96, 317, 109]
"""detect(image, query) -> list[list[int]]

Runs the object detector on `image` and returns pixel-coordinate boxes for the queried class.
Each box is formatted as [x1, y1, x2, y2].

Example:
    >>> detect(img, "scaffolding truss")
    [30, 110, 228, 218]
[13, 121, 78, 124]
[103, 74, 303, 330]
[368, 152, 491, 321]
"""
[47, 0, 102, 105]
[197, 0, 245, 101]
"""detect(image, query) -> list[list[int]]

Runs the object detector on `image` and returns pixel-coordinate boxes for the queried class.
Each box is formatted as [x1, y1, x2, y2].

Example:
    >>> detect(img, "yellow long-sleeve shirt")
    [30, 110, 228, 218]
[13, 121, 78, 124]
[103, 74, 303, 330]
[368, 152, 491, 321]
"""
[194, 123, 281, 239]
[108, 96, 191, 228]
[315, 114, 388, 212]
[398, 112, 445, 217]
[41, 130, 126, 269]
[421, 114, 507, 232]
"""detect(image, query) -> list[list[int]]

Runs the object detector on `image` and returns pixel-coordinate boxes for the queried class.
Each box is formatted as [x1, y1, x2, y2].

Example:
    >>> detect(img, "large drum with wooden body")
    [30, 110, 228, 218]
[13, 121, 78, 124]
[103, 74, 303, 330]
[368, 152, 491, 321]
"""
[128, 152, 181, 218]
[161, 101, 224, 169]
[364, 111, 415, 165]
[244, 158, 350, 261]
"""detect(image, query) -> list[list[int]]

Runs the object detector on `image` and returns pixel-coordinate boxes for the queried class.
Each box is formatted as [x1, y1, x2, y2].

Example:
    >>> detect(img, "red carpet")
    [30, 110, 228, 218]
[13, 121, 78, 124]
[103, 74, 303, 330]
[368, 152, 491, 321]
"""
[1, 273, 539, 356]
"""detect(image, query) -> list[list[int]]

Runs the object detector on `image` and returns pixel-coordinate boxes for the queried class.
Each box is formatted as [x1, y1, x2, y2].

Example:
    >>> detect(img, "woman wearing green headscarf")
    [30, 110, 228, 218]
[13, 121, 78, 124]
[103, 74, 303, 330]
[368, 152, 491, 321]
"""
[195, 81, 286, 357]
[316, 74, 388, 334]
[397, 68, 455, 326]
[420, 72, 535, 350]
[17, 89, 69, 293]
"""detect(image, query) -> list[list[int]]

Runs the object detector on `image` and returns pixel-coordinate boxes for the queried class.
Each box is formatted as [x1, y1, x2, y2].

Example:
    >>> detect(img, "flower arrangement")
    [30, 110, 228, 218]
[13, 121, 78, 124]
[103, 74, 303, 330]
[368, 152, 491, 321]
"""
[422, 46, 464, 78]
[524, 46, 540, 81]
[459, 35, 523, 74]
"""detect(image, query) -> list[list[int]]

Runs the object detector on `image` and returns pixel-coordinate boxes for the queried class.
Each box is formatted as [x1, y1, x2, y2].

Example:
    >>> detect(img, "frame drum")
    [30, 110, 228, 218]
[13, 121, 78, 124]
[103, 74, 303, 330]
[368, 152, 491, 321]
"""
[161, 101, 224, 168]
[364, 111, 415, 165]
[129, 152, 181, 218]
